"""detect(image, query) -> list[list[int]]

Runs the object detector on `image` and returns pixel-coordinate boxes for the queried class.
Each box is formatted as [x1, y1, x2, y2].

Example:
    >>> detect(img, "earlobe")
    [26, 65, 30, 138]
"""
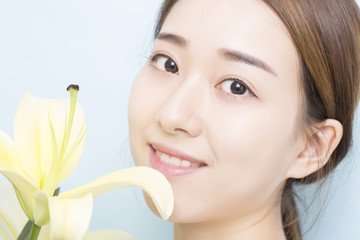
[286, 119, 343, 179]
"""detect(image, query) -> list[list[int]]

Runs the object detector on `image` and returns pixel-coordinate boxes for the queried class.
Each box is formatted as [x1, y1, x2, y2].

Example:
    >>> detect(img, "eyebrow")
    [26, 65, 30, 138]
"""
[218, 49, 277, 77]
[157, 32, 188, 47]
[156, 32, 277, 77]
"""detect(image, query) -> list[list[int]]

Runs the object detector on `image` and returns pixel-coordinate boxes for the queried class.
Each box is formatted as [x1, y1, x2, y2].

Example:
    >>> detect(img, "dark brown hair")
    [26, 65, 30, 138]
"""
[154, 1, 360, 239]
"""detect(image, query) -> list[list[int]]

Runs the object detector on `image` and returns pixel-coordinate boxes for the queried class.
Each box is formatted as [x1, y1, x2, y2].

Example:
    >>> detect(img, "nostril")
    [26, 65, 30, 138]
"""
[174, 128, 188, 133]
[156, 103, 202, 137]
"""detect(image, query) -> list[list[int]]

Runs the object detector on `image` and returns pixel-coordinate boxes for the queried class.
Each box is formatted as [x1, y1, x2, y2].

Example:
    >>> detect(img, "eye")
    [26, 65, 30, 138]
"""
[217, 78, 255, 98]
[150, 53, 179, 74]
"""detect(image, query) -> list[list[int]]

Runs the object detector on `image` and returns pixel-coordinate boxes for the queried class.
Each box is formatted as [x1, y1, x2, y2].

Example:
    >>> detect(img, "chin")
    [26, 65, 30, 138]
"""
[144, 191, 207, 224]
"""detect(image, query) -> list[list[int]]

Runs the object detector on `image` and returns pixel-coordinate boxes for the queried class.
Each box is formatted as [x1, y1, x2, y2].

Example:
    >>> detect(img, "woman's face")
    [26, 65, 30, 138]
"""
[128, 0, 302, 223]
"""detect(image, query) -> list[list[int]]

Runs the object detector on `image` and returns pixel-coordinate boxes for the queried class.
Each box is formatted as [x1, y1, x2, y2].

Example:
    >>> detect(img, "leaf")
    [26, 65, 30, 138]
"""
[17, 221, 32, 240]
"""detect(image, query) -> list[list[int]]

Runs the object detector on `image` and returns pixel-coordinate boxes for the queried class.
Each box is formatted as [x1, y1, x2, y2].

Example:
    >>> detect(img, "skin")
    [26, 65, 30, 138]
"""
[128, 0, 343, 239]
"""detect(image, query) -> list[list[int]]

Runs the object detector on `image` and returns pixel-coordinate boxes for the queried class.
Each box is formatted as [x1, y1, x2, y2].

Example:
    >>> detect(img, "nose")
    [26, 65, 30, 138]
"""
[156, 76, 207, 137]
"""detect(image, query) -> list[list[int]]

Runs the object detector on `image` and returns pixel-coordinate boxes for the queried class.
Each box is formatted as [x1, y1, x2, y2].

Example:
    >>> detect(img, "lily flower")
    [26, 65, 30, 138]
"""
[0, 86, 173, 239]
[0, 183, 135, 240]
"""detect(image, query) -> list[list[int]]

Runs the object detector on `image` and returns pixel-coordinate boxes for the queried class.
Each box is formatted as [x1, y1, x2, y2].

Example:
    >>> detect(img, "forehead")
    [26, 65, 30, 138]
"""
[159, 0, 300, 82]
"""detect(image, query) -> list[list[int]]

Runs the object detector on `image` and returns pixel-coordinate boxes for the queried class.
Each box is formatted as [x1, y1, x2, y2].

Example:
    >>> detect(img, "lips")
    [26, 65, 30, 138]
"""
[150, 144, 206, 177]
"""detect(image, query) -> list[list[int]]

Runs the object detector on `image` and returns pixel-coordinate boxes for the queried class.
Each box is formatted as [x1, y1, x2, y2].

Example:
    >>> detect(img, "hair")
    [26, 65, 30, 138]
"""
[154, 1, 360, 239]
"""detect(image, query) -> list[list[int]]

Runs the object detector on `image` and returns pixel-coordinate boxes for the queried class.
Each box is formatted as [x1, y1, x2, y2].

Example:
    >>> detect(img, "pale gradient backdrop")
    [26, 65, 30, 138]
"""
[0, 1, 359, 239]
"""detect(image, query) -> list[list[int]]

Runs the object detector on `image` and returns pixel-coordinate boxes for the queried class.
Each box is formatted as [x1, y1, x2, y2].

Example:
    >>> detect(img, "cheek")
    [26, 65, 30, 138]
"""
[207, 103, 299, 199]
[128, 69, 157, 165]
[128, 67, 177, 165]
[128, 70, 154, 123]
[128, 67, 173, 124]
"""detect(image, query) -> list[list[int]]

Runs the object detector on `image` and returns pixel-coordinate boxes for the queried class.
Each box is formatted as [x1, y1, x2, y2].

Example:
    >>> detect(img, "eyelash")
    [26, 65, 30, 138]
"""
[148, 52, 166, 61]
[216, 78, 257, 100]
[148, 52, 179, 74]
[147, 51, 256, 99]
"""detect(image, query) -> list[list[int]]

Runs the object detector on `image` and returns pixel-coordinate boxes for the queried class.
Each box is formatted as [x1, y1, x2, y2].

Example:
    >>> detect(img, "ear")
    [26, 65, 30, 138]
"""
[285, 119, 343, 179]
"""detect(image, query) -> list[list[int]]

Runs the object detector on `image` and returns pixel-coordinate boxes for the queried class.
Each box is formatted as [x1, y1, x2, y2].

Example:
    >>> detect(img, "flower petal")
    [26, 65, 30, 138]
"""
[83, 230, 135, 240]
[60, 166, 174, 220]
[33, 191, 50, 226]
[14, 92, 86, 193]
[47, 194, 93, 240]
[0, 130, 23, 174]
[14, 92, 49, 186]
[45, 94, 86, 185]
[0, 184, 28, 240]
[37, 225, 136, 240]
[37, 223, 51, 240]
[0, 169, 38, 221]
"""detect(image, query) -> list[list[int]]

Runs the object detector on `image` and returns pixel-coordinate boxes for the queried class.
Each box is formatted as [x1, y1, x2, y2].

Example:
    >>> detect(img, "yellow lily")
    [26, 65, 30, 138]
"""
[0, 183, 135, 240]
[0, 86, 173, 239]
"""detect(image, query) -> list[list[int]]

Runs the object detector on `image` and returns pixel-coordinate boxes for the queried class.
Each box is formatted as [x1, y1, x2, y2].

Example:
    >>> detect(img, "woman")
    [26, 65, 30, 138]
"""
[128, 0, 360, 239]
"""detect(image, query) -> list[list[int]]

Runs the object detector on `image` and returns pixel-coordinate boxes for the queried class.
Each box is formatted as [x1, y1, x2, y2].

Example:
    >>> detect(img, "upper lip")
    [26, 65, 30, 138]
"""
[151, 143, 207, 166]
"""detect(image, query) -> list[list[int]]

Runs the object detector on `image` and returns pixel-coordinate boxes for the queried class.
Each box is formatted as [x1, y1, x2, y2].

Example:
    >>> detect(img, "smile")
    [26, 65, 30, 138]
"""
[150, 145, 206, 177]
[155, 150, 203, 168]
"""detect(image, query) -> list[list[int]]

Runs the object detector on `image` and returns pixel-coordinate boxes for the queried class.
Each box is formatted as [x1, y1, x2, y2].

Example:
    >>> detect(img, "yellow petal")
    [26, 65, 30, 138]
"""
[0, 184, 28, 240]
[0, 130, 23, 174]
[0, 169, 38, 221]
[60, 166, 174, 220]
[37, 223, 51, 240]
[47, 194, 93, 240]
[45, 94, 86, 185]
[33, 191, 50, 226]
[83, 230, 135, 240]
[14, 92, 49, 186]
[14, 92, 86, 193]
[37, 225, 135, 240]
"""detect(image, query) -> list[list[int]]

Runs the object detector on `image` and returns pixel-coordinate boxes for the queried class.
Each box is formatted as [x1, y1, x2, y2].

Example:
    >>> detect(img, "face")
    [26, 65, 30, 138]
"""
[128, 0, 302, 224]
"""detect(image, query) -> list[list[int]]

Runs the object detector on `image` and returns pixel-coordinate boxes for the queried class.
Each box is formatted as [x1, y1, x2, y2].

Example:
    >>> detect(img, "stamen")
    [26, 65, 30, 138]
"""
[59, 84, 80, 161]
[42, 85, 80, 193]
[66, 84, 80, 92]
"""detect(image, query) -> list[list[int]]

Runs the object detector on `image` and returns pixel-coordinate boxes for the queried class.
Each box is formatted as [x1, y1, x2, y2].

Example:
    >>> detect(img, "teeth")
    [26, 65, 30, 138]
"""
[159, 152, 170, 164]
[156, 150, 201, 168]
[181, 160, 191, 167]
[169, 157, 181, 166]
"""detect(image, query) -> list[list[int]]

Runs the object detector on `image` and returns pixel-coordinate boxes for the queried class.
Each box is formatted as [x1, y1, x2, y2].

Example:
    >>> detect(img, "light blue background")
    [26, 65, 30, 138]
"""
[0, 1, 359, 239]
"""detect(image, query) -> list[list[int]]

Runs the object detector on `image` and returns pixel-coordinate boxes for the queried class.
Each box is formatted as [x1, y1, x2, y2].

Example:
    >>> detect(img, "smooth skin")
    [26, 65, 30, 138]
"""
[128, 0, 343, 239]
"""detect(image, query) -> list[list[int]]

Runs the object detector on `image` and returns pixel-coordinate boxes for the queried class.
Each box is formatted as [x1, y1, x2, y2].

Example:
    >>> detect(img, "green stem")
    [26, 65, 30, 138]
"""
[29, 223, 41, 240]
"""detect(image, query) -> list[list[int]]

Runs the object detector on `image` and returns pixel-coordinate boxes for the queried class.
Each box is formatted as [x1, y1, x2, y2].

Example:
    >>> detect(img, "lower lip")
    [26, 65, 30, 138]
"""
[149, 147, 205, 178]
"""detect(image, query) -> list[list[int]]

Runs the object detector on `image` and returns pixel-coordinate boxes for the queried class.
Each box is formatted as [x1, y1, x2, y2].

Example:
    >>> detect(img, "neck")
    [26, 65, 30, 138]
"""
[173, 204, 286, 240]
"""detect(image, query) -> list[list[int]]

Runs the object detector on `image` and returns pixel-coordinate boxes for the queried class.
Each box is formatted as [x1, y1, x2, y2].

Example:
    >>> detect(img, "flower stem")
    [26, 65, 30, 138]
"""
[29, 223, 41, 240]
